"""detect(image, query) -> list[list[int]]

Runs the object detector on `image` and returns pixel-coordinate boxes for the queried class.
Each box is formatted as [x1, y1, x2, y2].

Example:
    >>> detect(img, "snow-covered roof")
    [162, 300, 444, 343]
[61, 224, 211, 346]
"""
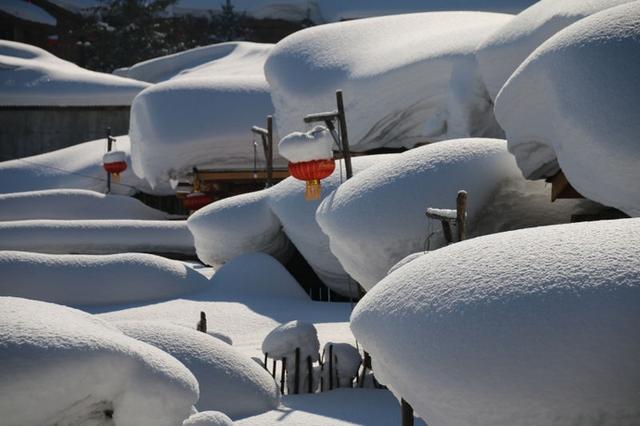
[0, 0, 57, 26]
[265, 12, 511, 153]
[495, 1, 640, 216]
[476, 0, 634, 101]
[351, 218, 640, 425]
[0, 40, 149, 106]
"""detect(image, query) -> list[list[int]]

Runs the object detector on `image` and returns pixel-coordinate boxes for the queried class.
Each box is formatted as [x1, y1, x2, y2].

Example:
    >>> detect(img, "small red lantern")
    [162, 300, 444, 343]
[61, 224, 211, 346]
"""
[103, 151, 127, 179]
[183, 192, 213, 211]
[288, 158, 335, 200]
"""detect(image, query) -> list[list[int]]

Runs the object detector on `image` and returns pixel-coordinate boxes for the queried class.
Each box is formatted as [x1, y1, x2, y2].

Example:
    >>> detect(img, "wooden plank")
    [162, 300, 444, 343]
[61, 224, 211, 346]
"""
[456, 190, 467, 242]
[548, 170, 583, 201]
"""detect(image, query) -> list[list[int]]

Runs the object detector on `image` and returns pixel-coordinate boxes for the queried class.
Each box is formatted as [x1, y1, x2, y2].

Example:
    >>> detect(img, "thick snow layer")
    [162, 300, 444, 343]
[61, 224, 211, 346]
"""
[262, 320, 320, 361]
[278, 126, 334, 163]
[265, 12, 511, 153]
[0, 189, 168, 221]
[321, 342, 362, 388]
[183, 411, 233, 426]
[351, 218, 640, 426]
[207, 253, 309, 302]
[317, 138, 600, 290]
[129, 43, 285, 188]
[114, 42, 273, 83]
[188, 191, 291, 268]
[116, 321, 280, 419]
[0, 219, 194, 255]
[0, 0, 56, 26]
[188, 155, 394, 297]
[0, 297, 198, 426]
[476, 0, 633, 101]
[0, 251, 208, 306]
[236, 388, 426, 426]
[495, 2, 640, 217]
[0, 135, 172, 196]
[0, 40, 148, 106]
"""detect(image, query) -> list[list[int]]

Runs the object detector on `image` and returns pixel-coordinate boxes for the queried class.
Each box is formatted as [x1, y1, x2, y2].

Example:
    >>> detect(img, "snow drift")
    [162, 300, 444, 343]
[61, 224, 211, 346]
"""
[116, 321, 280, 419]
[183, 411, 233, 426]
[129, 42, 285, 188]
[476, 0, 634, 101]
[495, 2, 640, 217]
[351, 218, 640, 425]
[0, 297, 198, 426]
[317, 138, 599, 290]
[0, 220, 194, 255]
[0, 135, 171, 196]
[265, 12, 511, 153]
[0, 189, 168, 221]
[0, 40, 148, 106]
[0, 251, 208, 306]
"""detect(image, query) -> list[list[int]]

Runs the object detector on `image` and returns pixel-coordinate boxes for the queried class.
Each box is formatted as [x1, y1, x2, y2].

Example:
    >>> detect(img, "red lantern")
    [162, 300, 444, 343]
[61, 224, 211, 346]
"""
[103, 150, 127, 178]
[183, 192, 213, 211]
[288, 158, 335, 200]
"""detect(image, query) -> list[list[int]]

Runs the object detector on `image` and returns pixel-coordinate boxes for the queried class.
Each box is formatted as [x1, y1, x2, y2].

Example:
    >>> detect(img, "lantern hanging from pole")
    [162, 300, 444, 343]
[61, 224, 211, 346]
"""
[103, 150, 127, 181]
[288, 158, 335, 200]
[183, 192, 213, 211]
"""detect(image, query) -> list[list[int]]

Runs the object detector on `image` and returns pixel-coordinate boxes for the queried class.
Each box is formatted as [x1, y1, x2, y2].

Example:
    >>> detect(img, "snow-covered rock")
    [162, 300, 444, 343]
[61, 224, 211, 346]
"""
[495, 2, 640, 217]
[265, 12, 511, 153]
[115, 41, 272, 83]
[0, 135, 172, 196]
[129, 43, 285, 188]
[0, 40, 148, 106]
[316, 138, 599, 290]
[476, 0, 633, 101]
[0, 189, 168, 221]
[183, 411, 233, 426]
[0, 297, 198, 426]
[0, 251, 208, 306]
[116, 321, 280, 419]
[351, 218, 640, 426]
[0, 219, 194, 255]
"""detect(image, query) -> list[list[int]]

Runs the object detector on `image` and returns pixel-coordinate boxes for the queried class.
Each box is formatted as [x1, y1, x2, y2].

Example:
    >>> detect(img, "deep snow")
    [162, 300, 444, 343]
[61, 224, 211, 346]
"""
[351, 218, 640, 426]
[495, 1, 640, 217]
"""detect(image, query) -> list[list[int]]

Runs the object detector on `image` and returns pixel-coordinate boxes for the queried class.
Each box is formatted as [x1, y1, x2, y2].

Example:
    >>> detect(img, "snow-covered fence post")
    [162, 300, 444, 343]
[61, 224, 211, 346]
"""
[280, 357, 287, 394]
[196, 311, 207, 333]
[272, 359, 276, 379]
[307, 355, 313, 393]
[456, 190, 467, 241]
[105, 127, 114, 194]
[294, 347, 301, 394]
[263, 353, 269, 372]
[328, 344, 334, 390]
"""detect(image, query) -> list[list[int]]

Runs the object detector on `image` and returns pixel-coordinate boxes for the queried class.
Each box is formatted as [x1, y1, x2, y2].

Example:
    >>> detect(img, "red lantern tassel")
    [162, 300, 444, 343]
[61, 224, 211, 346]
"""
[305, 179, 321, 200]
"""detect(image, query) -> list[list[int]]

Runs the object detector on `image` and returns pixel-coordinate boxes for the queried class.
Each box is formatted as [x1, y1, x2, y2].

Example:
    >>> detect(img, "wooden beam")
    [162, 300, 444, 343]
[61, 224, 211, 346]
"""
[547, 170, 583, 201]
[195, 169, 289, 182]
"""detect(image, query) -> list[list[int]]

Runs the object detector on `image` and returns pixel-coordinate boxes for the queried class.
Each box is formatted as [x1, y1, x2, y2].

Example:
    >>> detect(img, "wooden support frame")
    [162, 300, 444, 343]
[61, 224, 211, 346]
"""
[425, 190, 468, 244]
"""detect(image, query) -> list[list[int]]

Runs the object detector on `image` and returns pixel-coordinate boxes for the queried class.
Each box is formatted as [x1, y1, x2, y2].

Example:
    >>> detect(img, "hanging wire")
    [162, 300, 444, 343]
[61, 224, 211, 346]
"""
[252, 136, 258, 179]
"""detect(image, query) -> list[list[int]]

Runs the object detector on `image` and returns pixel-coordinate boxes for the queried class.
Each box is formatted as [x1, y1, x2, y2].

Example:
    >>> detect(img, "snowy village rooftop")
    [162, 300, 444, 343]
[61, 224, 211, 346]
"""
[1, 0, 639, 425]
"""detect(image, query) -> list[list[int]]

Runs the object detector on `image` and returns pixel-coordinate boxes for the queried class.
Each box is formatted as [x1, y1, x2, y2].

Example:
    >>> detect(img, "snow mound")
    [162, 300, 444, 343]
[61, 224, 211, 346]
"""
[317, 138, 599, 290]
[209, 253, 309, 302]
[0, 251, 208, 306]
[0, 297, 198, 426]
[0, 189, 168, 221]
[0, 0, 56, 26]
[188, 191, 290, 267]
[278, 126, 334, 163]
[351, 218, 640, 426]
[322, 343, 362, 388]
[129, 43, 285, 188]
[183, 411, 233, 426]
[495, 2, 640, 216]
[0, 135, 172, 196]
[476, 0, 633, 101]
[115, 41, 273, 83]
[262, 320, 320, 362]
[115, 321, 280, 419]
[0, 40, 148, 106]
[265, 12, 511, 153]
[0, 219, 194, 255]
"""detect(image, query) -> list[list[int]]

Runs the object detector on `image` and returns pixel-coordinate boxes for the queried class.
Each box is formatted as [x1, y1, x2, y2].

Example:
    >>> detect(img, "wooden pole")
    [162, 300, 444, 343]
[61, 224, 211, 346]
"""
[294, 347, 300, 394]
[335, 90, 353, 180]
[359, 351, 371, 388]
[280, 358, 287, 394]
[263, 353, 269, 372]
[307, 356, 313, 393]
[328, 344, 334, 390]
[196, 311, 207, 333]
[106, 127, 112, 194]
[456, 190, 467, 242]
[401, 399, 414, 426]
[272, 359, 276, 379]
[266, 115, 274, 187]
[441, 220, 453, 244]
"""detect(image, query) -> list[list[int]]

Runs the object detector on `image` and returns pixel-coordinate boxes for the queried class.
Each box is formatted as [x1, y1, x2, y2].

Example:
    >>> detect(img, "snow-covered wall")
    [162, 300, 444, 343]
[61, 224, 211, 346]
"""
[495, 2, 640, 216]
[351, 218, 640, 426]
[265, 12, 511, 153]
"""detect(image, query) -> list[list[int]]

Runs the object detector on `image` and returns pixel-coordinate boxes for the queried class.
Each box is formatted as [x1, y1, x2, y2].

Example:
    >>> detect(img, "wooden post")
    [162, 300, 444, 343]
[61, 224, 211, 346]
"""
[441, 220, 453, 244]
[328, 344, 334, 390]
[266, 115, 274, 187]
[456, 190, 467, 242]
[196, 311, 207, 333]
[263, 353, 269, 372]
[105, 127, 112, 194]
[294, 347, 300, 394]
[272, 359, 276, 379]
[335, 90, 353, 180]
[401, 399, 414, 426]
[280, 357, 287, 394]
[307, 355, 313, 393]
[359, 351, 371, 388]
